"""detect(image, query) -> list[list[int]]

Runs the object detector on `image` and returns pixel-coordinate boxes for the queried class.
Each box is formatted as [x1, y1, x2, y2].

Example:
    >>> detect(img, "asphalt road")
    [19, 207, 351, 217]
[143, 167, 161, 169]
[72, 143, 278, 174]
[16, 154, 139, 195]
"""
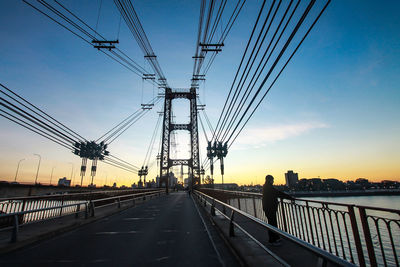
[0, 192, 233, 267]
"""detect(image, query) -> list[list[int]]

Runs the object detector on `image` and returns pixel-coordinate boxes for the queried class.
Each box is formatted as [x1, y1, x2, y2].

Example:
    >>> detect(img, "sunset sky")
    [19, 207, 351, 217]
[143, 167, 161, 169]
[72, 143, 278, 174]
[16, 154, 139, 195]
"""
[0, 0, 399, 186]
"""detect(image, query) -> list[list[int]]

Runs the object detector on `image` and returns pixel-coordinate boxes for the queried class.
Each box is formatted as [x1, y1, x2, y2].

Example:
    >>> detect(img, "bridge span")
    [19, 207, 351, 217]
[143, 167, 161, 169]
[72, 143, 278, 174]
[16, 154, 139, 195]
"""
[2, 188, 394, 266]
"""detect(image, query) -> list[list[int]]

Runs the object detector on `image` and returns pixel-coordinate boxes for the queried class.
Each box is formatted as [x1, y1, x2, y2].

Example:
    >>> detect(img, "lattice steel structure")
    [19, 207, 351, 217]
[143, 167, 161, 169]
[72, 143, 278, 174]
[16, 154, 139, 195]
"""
[159, 88, 200, 191]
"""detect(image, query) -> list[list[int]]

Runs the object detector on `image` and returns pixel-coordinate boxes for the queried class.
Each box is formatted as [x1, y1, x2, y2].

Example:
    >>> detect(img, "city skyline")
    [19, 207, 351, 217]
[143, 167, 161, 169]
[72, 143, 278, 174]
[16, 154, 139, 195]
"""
[1, 0, 399, 187]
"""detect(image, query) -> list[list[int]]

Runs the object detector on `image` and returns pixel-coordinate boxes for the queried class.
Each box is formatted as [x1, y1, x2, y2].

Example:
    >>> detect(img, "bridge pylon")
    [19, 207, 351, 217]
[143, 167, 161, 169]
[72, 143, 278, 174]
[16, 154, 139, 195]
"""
[159, 88, 200, 193]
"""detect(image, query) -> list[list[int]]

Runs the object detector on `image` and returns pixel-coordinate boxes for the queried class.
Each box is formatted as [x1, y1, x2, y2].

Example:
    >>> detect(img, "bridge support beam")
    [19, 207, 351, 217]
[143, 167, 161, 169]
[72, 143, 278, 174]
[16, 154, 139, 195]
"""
[159, 88, 200, 192]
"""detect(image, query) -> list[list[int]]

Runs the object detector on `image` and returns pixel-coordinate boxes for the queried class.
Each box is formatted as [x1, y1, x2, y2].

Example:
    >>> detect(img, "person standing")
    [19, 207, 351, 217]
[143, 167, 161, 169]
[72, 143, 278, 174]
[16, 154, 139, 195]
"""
[262, 174, 294, 245]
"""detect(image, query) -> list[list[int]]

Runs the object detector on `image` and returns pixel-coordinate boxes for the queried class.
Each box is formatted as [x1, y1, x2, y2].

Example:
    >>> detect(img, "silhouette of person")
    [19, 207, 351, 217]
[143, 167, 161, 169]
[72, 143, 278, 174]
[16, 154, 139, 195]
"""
[262, 174, 294, 245]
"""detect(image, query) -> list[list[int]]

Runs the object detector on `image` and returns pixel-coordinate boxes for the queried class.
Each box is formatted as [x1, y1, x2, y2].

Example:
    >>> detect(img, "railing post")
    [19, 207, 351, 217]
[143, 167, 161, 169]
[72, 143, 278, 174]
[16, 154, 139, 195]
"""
[229, 210, 235, 237]
[132, 198, 136, 207]
[85, 203, 89, 219]
[21, 199, 26, 223]
[10, 214, 19, 243]
[280, 201, 288, 232]
[75, 204, 80, 218]
[359, 207, 376, 267]
[305, 201, 315, 245]
[59, 195, 64, 216]
[316, 257, 328, 267]
[347, 205, 365, 266]
[237, 198, 241, 210]
[252, 197, 257, 218]
[90, 201, 95, 217]
[21, 199, 26, 212]
[211, 199, 216, 216]
[118, 197, 121, 208]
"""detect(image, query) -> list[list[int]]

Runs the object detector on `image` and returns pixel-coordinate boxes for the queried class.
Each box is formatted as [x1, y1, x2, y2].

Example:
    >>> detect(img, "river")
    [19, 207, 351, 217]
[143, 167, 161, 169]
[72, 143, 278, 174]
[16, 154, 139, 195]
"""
[304, 195, 400, 210]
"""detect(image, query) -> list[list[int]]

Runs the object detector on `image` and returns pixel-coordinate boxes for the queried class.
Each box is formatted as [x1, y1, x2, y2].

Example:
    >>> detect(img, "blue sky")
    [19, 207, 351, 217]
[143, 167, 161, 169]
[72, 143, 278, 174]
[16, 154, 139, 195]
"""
[0, 0, 399, 186]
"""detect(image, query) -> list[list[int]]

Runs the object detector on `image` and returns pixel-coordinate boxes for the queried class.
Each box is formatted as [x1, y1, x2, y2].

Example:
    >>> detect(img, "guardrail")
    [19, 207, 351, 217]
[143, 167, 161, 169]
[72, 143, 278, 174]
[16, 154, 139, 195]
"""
[194, 190, 354, 267]
[0, 190, 164, 243]
[199, 188, 400, 267]
[0, 188, 158, 218]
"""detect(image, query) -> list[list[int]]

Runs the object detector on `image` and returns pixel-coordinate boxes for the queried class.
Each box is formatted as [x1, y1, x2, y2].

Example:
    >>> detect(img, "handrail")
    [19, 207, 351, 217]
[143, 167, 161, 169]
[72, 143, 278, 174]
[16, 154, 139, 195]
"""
[206, 188, 400, 213]
[0, 201, 88, 218]
[91, 190, 163, 203]
[195, 190, 355, 267]
[196, 192, 290, 267]
[0, 190, 163, 219]
[200, 188, 400, 267]
[0, 188, 158, 202]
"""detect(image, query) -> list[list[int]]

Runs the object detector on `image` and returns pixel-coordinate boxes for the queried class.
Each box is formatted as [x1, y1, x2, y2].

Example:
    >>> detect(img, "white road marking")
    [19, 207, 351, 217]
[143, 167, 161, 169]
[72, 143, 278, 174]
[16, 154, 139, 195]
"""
[161, 229, 178, 233]
[155, 256, 170, 261]
[95, 231, 141, 235]
[124, 217, 155, 220]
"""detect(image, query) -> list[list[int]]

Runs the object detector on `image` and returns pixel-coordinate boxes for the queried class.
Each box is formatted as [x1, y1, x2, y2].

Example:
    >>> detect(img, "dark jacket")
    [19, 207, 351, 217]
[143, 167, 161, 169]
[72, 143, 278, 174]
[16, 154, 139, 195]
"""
[262, 183, 293, 215]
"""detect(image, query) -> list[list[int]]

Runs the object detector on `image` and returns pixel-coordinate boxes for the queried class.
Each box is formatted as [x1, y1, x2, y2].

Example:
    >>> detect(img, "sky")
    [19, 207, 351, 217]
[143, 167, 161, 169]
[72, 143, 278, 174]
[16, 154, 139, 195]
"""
[0, 0, 399, 186]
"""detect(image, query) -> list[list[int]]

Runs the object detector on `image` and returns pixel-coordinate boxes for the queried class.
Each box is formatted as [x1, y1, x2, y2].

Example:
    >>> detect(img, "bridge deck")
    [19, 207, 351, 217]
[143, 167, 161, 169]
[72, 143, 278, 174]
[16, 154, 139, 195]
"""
[0, 192, 237, 266]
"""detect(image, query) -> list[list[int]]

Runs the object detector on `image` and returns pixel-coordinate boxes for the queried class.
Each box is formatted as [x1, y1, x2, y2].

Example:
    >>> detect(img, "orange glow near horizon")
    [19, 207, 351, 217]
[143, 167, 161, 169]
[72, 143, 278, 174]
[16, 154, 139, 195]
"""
[1, 165, 398, 187]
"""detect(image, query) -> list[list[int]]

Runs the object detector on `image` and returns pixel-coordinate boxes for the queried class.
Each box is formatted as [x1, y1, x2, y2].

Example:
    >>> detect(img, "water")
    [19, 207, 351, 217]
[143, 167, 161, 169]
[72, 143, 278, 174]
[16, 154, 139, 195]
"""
[304, 195, 400, 211]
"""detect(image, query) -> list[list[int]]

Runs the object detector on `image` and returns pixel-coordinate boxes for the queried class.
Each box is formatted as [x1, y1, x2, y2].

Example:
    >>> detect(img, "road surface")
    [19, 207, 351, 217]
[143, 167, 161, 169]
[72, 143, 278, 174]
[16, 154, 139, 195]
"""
[0, 191, 238, 267]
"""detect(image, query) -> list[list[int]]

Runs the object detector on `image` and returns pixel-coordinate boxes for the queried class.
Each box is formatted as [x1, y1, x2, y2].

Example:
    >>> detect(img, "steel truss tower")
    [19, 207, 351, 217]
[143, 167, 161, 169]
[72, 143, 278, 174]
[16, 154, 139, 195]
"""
[160, 88, 200, 192]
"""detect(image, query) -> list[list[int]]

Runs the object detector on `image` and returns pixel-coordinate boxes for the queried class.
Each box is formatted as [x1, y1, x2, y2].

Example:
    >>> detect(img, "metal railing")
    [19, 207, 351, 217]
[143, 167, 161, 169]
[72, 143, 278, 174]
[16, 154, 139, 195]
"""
[0, 189, 164, 242]
[0, 188, 158, 220]
[199, 188, 400, 267]
[194, 190, 354, 267]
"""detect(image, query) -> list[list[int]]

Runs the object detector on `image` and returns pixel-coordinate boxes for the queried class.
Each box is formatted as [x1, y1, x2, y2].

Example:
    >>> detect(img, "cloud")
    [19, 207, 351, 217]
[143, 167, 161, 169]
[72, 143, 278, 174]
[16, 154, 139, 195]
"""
[233, 122, 329, 149]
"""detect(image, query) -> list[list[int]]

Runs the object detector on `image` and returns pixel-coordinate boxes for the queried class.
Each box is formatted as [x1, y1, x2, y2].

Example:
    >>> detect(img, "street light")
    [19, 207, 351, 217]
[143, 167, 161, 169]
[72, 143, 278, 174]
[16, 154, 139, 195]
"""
[68, 162, 74, 185]
[33, 154, 41, 184]
[50, 166, 55, 185]
[73, 169, 76, 186]
[14, 158, 25, 182]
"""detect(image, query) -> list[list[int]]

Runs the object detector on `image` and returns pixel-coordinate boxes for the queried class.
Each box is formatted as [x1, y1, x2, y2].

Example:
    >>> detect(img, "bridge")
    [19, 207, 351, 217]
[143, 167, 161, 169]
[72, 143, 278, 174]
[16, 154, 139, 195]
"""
[0, 0, 399, 266]
[0, 187, 399, 266]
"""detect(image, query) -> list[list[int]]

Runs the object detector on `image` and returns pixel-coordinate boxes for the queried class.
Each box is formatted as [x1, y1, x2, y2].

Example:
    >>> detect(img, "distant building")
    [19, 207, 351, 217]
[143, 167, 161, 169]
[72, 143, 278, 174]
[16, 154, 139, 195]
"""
[169, 172, 177, 187]
[138, 178, 143, 188]
[355, 178, 369, 189]
[58, 177, 71, 187]
[356, 178, 369, 184]
[156, 175, 160, 187]
[214, 183, 238, 190]
[323, 178, 345, 190]
[285, 170, 299, 187]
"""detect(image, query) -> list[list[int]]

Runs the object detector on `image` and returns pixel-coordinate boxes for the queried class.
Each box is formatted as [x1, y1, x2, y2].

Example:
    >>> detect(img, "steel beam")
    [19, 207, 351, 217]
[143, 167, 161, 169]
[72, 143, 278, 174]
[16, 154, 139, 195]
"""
[159, 88, 201, 191]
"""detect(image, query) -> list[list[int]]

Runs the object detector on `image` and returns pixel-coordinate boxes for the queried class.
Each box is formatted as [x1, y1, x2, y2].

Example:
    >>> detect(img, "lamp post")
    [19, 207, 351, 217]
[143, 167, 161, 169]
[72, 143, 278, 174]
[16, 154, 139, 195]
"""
[14, 158, 25, 182]
[68, 162, 74, 185]
[33, 154, 41, 184]
[73, 170, 76, 186]
[50, 166, 55, 185]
